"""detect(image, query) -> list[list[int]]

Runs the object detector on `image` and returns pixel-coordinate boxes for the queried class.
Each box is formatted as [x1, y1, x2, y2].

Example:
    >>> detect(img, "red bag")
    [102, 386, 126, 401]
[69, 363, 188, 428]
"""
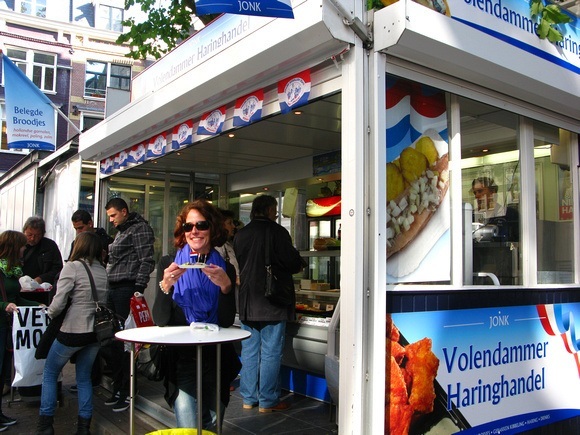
[130, 292, 155, 328]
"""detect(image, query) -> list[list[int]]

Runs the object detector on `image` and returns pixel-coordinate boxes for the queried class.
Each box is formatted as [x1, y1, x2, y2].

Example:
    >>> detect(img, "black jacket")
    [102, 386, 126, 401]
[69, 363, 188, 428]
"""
[152, 254, 240, 407]
[22, 237, 63, 285]
[233, 217, 304, 322]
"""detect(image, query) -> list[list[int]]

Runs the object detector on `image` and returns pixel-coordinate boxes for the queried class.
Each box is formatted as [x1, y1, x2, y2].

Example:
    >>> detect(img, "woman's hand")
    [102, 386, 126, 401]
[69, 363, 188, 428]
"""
[203, 264, 232, 293]
[5, 303, 18, 314]
[159, 263, 186, 294]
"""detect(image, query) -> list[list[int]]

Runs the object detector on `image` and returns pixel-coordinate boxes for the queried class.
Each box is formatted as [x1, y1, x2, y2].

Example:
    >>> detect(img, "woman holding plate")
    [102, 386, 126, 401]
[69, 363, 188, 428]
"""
[154, 199, 239, 431]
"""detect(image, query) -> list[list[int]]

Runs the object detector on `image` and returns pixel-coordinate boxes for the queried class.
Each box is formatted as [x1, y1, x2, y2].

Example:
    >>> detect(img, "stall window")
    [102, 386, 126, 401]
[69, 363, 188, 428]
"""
[460, 98, 520, 286]
[534, 121, 574, 284]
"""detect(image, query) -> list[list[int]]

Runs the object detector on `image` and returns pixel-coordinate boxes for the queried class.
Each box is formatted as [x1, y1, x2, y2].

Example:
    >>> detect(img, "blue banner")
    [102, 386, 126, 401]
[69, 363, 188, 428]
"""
[195, 0, 294, 18]
[389, 303, 580, 434]
[2, 54, 56, 151]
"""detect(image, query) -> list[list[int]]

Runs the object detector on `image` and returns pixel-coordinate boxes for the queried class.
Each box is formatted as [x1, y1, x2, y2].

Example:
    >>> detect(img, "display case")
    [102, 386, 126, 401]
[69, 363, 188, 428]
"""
[295, 250, 340, 321]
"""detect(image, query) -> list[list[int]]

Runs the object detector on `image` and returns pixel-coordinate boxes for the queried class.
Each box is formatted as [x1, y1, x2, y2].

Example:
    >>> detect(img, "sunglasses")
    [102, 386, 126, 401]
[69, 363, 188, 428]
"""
[182, 221, 210, 232]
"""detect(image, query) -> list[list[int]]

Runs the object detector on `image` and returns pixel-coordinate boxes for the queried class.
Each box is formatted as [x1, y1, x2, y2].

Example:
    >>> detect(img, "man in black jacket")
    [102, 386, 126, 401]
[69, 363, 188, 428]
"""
[68, 209, 113, 264]
[22, 216, 63, 285]
[233, 195, 304, 413]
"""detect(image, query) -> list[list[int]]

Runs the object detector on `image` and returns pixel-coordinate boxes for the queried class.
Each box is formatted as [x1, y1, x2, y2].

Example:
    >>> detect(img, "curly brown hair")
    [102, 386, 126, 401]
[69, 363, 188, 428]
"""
[173, 200, 228, 250]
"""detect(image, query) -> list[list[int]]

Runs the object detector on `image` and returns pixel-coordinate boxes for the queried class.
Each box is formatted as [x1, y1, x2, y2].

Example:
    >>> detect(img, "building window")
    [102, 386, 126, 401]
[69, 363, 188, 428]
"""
[81, 114, 104, 132]
[19, 0, 46, 18]
[84, 61, 131, 98]
[6, 47, 56, 92]
[98, 5, 124, 32]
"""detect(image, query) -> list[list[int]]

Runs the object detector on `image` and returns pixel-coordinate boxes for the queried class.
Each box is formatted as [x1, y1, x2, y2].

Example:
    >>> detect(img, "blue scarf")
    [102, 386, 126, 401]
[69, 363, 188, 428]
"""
[172, 245, 226, 324]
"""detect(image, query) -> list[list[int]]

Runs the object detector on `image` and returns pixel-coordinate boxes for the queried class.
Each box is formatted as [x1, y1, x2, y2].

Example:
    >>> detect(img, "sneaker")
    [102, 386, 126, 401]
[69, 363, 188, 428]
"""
[259, 402, 290, 413]
[0, 413, 17, 426]
[104, 391, 120, 406]
[0, 426, 6, 432]
[112, 396, 130, 412]
[242, 403, 257, 409]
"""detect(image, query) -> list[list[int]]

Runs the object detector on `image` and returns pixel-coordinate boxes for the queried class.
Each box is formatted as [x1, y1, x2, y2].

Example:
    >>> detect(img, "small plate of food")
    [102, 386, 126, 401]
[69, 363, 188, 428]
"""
[179, 263, 207, 269]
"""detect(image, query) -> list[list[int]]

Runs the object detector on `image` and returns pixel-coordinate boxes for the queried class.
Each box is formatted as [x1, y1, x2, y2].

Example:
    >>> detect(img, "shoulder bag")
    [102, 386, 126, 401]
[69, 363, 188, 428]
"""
[264, 225, 295, 307]
[78, 260, 124, 346]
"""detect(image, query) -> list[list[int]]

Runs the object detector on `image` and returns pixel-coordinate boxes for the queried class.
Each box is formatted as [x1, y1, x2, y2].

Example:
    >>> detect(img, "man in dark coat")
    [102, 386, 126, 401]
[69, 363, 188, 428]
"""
[22, 216, 63, 285]
[233, 195, 304, 413]
[68, 209, 114, 264]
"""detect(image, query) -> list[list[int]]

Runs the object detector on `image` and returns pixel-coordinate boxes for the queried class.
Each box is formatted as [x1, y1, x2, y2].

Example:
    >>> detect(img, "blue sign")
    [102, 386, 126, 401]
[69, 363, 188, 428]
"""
[195, 0, 294, 18]
[2, 54, 56, 151]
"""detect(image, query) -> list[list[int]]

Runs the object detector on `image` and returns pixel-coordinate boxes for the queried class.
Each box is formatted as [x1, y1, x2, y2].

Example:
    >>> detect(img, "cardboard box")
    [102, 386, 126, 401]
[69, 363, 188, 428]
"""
[311, 282, 331, 291]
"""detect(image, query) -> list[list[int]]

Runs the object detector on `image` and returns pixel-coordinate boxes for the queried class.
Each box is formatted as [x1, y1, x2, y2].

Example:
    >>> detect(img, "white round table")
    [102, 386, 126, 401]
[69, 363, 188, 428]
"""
[115, 326, 250, 435]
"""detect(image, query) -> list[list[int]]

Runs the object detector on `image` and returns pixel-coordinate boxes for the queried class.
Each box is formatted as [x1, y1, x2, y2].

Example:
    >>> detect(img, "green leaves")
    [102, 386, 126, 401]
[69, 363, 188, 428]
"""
[116, 0, 218, 59]
[530, 0, 572, 43]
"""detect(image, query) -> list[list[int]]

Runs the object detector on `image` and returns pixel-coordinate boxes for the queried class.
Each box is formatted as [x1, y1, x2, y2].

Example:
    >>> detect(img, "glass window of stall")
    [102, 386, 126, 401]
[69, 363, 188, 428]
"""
[533, 121, 574, 284]
[460, 98, 521, 286]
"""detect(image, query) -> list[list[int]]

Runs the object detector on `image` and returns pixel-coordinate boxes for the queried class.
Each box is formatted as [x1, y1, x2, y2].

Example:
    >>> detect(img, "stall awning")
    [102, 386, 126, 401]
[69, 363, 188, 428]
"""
[79, 0, 356, 162]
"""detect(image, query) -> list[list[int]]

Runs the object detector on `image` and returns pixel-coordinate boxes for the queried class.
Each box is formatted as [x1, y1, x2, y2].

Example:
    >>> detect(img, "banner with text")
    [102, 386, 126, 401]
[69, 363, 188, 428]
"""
[388, 303, 580, 434]
[12, 307, 49, 387]
[2, 54, 56, 151]
[195, 0, 293, 18]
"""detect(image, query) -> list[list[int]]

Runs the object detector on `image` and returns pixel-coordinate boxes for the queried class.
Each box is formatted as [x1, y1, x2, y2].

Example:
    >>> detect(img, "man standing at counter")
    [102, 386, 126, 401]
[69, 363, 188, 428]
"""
[103, 197, 155, 412]
[22, 216, 63, 285]
[234, 195, 304, 413]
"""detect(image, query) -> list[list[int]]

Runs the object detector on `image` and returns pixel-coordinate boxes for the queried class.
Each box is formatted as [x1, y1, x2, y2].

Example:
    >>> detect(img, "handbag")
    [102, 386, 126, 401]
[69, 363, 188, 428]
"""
[264, 225, 295, 307]
[136, 343, 167, 381]
[78, 260, 124, 346]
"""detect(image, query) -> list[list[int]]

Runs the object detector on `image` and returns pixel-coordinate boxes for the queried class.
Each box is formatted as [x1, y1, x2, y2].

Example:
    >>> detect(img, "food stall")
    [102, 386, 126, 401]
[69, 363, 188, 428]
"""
[77, 0, 579, 432]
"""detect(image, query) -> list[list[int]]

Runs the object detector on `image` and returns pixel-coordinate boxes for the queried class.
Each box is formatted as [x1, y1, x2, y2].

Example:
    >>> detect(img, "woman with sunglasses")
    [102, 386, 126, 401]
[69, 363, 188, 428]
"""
[154, 200, 239, 431]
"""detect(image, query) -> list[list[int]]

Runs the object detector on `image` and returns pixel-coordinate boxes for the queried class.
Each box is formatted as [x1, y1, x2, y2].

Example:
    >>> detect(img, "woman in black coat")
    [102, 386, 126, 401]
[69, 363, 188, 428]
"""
[152, 200, 240, 431]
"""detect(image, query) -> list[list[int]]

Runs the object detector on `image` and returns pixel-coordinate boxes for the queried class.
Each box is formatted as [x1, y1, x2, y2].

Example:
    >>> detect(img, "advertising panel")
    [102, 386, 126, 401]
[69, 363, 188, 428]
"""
[388, 303, 580, 434]
[386, 77, 450, 282]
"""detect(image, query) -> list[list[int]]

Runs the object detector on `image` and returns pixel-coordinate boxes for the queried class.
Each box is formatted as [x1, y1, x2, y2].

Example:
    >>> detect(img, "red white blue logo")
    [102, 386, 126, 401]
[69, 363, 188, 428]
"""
[234, 90, 264, 127]
[197, 106, 226, 136]
[171, 120, 193, 150]
[100, 157, 113, 175]
[278, 69, 311, 114]
[147, 134, 167, 159]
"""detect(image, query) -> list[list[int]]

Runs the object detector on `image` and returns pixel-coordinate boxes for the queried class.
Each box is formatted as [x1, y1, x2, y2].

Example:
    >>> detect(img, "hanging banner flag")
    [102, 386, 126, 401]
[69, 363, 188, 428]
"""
[127, 143, 146, 165]
[2, 54, 56, 151]
[114, 150, 128, 172]
[171, 120, 193, 150]
[197, 106, 226, 136]
[100, 157, 114, 175]
[233, 90, 264, 127]
[195, 0, 293, 18]
[278, 69, 311, 114]
[146, 134, 167, 160]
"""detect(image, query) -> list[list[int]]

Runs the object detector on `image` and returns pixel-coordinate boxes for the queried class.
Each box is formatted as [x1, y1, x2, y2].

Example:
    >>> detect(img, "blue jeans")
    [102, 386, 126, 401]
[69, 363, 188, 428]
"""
[239, 321, 286, 408]
[173, 347, 224, 430]
[40, 339, 100, 419]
